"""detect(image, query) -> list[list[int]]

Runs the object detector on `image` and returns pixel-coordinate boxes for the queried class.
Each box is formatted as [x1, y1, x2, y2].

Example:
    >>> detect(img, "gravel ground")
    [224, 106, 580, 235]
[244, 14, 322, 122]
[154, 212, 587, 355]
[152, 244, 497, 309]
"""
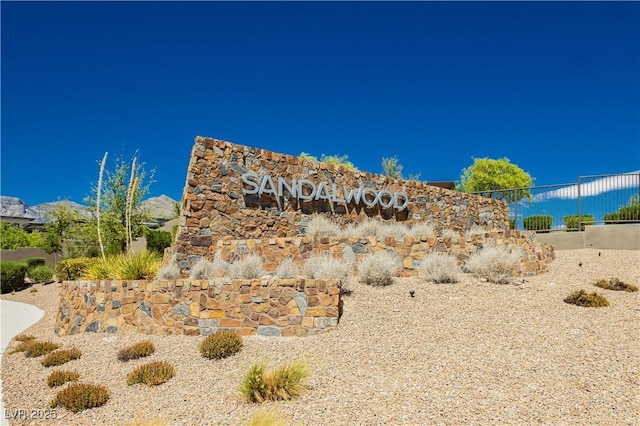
[1, 248, 639, 426]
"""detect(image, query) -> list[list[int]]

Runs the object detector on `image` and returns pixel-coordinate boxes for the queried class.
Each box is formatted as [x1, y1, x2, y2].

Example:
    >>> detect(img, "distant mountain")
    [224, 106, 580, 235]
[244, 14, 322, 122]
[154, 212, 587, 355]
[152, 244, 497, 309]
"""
[0, 196, 36, 219]
[1, 195, 178, 223]
[28, 200, 92, 223]
[141, 195, 178, 220]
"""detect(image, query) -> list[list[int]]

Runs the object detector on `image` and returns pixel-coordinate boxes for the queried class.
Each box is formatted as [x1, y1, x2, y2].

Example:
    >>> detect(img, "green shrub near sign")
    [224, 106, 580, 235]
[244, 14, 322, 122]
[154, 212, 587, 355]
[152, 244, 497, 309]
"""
[522, 215, 552, 232]
[604, 201, 640, 224]
[1, 261, 28, 293]
[564, 215, 595, 231]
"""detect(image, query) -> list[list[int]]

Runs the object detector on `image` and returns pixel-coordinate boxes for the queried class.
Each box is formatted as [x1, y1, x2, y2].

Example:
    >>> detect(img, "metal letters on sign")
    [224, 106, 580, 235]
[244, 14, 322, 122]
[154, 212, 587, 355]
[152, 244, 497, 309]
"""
[241, 173, 409, 211]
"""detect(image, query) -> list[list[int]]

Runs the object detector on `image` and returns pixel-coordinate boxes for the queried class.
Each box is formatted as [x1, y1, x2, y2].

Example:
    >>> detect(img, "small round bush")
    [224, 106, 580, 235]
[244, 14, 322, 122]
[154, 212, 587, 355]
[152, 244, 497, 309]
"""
[465, 245, 521, 284]
[417, 252, 460, 283]
[23, 341, 61, 358]
[118, 340, 155, 362]
[42, 348, 82, 367]
[275, 257, 299, 279]
[127, 361, 175, 386]
[593, 277, 638, 292]
[157, 262, 181, 280]
[305, 215, 342, 238]
[28, 265, 54, 283]
[200, 330, 243, 360]
[240, 360, 310, 403]
[303, 253, 351, 282]
[357, 252, 401, 286]
[47, 370, 80, 388]
[228, 254, 265, 279]
[50, 383, 110, 413]
[564, 290, 610, 307]
[14, 333, 36, 342]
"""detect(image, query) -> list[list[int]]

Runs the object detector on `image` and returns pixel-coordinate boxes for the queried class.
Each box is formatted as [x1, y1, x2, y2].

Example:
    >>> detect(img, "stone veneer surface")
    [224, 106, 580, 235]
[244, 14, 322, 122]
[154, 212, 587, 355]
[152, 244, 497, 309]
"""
[55, 278, 341, 337]
[173, 136, 511, 273]
[212, 230, 555, 277]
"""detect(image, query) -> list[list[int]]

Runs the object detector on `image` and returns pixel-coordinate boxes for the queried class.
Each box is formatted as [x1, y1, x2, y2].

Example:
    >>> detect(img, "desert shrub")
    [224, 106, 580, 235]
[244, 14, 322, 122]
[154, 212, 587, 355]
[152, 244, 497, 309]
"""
[42, 348, 82, 367]
[522, 215, 553, 232]
[247, 408, 287, 426]
[84, 256, 119, 280]
[593, 278, 638, 292]
[47, 370, 80, 388]
[24, 257, 46, 268]
[156, 262, 181, 280]
[1, 260, 28, 293]
[200, 331, 243, 360]
[54, 257, 96, 281]
[240, 360, 310, 403]
[146, 230, 173, 255]
[275, 257, 299, 279]
[10, 340, 35, 354]
[357, 252, 401, 286]
[339, 276, 357, 295]
[305, 215, 342, 238]
[564, 290, 610, 307]
[604, 205, 640, 224]
[189, 258, 217, 280]
[509, 218, 516, 229]
[303, 252, 351, 282]
[408, 223, 436, 239]
[127, 361, 176, 386]
[229, 254, 265, 279]
[27, 265, 54, 283]
[440, 228, 460, 239]
[118, 341, 155, 361]
[320, 154, 356, 170]
[376, 222, 408, 240]
[345, 218, 381, 238]
[50, 383, 110, 413]
[465, 245, 522, 284]
[23, 341, 61, 357]
[417, 253, 460, 283]
[116, 250, 162, 280]
[14, 333, 36, 342]
[563, 214, 595, 231]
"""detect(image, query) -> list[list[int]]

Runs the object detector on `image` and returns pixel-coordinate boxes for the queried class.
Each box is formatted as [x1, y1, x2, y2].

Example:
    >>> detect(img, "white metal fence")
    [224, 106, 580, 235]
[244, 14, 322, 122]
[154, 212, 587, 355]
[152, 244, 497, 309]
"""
[474, 172, 640, 232]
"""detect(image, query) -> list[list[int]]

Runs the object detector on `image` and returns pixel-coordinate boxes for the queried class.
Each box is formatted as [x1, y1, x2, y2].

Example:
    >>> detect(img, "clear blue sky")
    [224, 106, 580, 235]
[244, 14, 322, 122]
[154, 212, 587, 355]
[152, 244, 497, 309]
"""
[2, 1, 639, 207]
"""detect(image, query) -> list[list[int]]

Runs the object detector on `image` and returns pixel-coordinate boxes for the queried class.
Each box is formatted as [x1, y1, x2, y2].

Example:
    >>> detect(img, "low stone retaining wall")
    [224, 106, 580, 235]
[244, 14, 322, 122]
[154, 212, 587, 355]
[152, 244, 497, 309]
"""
[55, 278, 341, 337]
[209, 230, 554, 276]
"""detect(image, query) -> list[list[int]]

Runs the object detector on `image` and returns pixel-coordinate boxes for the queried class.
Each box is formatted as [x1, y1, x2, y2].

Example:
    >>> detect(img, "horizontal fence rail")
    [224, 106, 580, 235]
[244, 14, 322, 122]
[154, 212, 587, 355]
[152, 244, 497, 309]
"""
[474, 172, 640, 232]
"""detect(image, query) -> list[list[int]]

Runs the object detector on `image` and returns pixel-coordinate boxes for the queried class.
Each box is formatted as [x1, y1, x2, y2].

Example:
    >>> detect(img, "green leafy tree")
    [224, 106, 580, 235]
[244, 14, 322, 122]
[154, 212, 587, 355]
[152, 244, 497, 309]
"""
[0, 222, 30, 249]
[85, 154, 155, 255]
[456, 157, 533, 202]
[172, 201, 181, 219]
[381, 156, 403, 178]
[26, 230, 54, 252]
[44, 202, 97, 258]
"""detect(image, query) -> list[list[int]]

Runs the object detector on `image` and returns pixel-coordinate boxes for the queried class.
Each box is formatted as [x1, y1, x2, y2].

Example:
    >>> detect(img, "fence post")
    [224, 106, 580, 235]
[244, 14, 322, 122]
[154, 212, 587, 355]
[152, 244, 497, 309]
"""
[577, 176, 581, 231]
[513, 188, 518, 230]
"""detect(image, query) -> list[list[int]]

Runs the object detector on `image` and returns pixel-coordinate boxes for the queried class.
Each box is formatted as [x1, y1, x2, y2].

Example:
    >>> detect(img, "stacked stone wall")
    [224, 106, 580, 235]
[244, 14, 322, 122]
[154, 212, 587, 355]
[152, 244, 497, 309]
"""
[55, 278, 341, 337]
[173, 136, 511, 272]
[212, 230, 554, 277]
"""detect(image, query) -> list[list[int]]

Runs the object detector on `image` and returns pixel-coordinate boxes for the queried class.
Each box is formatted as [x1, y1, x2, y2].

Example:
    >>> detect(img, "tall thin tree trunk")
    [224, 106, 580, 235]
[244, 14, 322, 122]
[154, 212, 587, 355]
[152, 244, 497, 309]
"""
[97, 152, 108, 260]
[125, 157, 137, 253]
